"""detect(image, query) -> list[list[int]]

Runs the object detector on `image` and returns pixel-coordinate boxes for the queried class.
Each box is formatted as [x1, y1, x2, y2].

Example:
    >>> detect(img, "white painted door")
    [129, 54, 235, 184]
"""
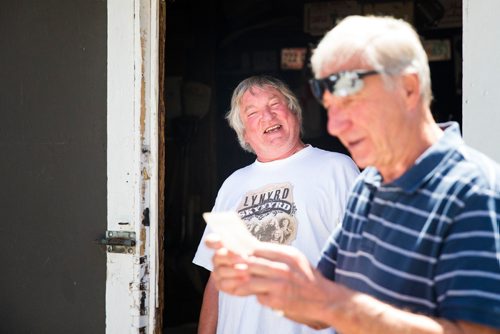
[107, 0, 160, 332]
[463, 0, 500, 163]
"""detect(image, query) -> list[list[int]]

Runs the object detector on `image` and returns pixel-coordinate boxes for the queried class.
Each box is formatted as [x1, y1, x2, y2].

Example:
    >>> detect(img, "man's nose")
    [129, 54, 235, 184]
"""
[323, 91, 350, 135]
[262, 107, 275, 120]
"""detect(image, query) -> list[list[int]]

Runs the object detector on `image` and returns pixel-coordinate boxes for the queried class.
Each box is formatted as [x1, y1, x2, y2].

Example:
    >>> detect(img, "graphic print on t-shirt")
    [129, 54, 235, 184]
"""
[236, 182, 297, 245]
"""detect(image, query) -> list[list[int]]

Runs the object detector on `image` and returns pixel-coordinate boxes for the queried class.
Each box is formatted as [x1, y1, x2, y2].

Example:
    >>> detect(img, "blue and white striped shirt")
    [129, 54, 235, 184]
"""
[318, 122, 500, 328]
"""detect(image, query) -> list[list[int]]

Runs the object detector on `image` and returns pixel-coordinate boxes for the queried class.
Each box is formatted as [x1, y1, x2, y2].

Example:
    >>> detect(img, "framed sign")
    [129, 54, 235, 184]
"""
[281, 48, 307, 70]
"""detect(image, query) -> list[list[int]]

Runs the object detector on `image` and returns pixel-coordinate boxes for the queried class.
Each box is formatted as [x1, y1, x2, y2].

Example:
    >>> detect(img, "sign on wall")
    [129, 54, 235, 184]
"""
[281, 48, 307, 70]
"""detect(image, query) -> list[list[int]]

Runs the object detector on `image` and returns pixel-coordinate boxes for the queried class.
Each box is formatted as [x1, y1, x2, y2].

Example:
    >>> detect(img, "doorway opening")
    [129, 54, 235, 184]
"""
[162, 1, 462, 332]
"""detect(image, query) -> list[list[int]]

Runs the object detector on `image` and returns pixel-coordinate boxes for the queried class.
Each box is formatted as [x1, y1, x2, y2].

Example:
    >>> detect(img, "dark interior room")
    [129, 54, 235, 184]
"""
[162, 0, 462, 332]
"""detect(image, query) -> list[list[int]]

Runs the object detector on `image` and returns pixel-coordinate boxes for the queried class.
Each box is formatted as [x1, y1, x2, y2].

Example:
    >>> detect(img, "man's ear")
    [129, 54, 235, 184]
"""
[242, 131, 251, 150]
[401, 73, 421, 110]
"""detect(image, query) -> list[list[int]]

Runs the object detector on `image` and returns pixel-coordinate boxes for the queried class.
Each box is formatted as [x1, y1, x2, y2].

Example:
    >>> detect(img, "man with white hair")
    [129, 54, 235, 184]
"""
[207, 16, 500, 334]
[193, 75, 359, 333]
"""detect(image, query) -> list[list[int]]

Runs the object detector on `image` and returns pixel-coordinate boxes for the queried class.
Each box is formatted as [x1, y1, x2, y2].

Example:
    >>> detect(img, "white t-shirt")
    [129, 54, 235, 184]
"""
[193, 145, 359, 334]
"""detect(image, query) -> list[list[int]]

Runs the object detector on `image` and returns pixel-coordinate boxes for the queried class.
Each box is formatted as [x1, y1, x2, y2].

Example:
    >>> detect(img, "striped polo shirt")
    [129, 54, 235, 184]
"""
[318, 122, 500, 329]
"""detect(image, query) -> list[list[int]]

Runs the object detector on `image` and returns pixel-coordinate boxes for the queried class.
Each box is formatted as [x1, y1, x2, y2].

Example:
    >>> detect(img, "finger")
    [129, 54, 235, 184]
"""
[213, 247, 248, 268]
[233, 277, 277, 296]
[252, 244, 302, 265]
[213, 261, 249, 280]
[246, 250, 315, 284]
[213, 274, 249, 295]
[252, 245, 316, 282]
[245, 255, 291, 279]
[212, 265, 253, 296]
[205, 233, 222, 249]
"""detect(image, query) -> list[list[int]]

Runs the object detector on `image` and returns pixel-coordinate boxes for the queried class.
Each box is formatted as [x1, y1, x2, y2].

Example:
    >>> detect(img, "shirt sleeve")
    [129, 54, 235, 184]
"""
[435, 186, 500, 329]
[192, 224, 215, 271]
[192, 179, 232, 272]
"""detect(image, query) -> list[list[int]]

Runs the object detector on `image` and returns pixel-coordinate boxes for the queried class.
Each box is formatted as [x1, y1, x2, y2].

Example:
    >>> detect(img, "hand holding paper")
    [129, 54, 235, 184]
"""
[202, 211, 260, 256]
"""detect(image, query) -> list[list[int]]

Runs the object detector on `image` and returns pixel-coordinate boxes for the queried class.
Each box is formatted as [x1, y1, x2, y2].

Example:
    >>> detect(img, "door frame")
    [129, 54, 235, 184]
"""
[107, 0, 161, 332]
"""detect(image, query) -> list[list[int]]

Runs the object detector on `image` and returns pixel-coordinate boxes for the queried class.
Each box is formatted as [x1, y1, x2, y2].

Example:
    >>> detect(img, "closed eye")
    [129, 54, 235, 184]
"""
[270, 101, 281, 109]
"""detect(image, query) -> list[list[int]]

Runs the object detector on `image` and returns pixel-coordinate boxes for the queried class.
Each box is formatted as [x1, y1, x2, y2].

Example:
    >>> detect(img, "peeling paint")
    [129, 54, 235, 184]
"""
[140, 225, 147, 255]
[142, 167, 150, 180]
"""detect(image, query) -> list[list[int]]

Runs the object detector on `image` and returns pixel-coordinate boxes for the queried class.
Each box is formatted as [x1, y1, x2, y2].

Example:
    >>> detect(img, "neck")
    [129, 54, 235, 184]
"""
[256, 142, 307, 163]
[380, 115, 442, 183]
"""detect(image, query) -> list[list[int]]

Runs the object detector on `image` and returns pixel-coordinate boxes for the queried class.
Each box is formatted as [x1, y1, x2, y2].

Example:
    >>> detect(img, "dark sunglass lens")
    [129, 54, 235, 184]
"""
[309, 79, 324, 101]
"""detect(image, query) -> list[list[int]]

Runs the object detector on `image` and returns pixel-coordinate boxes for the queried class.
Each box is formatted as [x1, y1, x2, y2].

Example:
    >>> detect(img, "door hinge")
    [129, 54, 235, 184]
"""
[99, 230, 136, 254]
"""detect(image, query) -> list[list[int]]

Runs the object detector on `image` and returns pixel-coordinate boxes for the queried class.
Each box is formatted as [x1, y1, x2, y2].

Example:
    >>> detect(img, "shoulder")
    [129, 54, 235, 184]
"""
[304, 147, 360, 192]
[308, 147, 359, 171]
[434, 146, 500, 221]
[217, 163, 255, 193]
[449, 145, 500, 194]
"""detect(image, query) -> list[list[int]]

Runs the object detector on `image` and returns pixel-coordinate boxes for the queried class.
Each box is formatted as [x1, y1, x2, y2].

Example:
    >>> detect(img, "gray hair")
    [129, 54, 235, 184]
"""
[226, 75, 303, 153]
[311, 15, 432, 106]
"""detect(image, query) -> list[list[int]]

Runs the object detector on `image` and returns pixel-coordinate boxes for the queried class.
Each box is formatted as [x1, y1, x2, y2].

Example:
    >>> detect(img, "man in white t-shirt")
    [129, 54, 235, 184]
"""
[193, 75, 359, 334]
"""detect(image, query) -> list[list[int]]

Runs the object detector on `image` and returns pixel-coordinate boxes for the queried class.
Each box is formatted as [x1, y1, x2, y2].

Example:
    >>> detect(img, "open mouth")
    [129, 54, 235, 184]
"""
[264, 124, 281, 134]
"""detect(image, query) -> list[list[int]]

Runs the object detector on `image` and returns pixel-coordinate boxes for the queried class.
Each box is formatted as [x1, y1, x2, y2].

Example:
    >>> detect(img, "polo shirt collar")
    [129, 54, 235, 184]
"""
[364, 122, 464, 193]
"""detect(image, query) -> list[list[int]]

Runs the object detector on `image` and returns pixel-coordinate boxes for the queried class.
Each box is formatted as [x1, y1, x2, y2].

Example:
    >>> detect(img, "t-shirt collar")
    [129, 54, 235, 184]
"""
[253, 144, 312, 167]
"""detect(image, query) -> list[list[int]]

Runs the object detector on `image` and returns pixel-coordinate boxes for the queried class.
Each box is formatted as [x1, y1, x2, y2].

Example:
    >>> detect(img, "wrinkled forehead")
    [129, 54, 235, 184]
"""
[240, 85, 284, 105]
[248, 84, 281, 96]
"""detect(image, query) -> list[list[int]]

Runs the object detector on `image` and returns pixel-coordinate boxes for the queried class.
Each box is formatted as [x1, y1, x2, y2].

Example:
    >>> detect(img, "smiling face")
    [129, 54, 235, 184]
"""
[240, 86, 303, 162]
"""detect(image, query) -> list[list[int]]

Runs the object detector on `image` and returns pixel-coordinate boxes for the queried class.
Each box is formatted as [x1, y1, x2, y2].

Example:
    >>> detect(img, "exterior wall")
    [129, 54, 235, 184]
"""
[0, 1, 106, 332]
[463, 0, 500, 163]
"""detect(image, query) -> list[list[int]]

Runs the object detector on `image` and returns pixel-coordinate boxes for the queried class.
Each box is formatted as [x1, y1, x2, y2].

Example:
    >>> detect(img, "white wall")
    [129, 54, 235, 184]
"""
[463, 0, 500, 163]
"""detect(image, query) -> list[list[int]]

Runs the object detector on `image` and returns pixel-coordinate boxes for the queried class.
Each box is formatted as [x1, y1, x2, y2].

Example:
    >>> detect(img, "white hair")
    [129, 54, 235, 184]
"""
[311, 15, 432, 106]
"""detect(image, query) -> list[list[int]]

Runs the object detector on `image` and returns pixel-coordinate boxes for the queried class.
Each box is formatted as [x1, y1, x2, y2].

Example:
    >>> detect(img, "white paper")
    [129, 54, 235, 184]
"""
[202, 211, 260, 255]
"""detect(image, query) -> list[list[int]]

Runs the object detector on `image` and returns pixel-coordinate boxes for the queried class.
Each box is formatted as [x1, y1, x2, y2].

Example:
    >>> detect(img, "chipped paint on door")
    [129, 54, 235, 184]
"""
[107, 0, 160, 332]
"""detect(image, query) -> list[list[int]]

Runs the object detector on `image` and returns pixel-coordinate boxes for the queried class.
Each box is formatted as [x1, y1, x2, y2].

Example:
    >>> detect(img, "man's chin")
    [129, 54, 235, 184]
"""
[351, 154, 370, 170]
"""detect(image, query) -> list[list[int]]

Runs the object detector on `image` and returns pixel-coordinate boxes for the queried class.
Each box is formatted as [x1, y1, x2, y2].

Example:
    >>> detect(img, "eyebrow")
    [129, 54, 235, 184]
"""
[269, 97, 280, 104]
[243, 105, 257, 113]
